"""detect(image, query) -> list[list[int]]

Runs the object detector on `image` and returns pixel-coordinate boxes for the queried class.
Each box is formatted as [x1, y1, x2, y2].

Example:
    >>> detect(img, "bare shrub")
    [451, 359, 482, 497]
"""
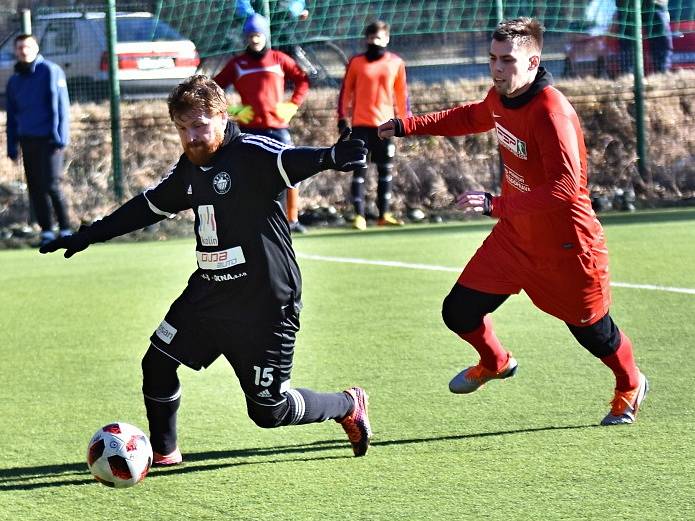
[1, 70, 693, 232]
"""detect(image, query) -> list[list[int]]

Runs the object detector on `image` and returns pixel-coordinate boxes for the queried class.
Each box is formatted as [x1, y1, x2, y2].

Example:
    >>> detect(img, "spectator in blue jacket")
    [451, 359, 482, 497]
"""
[6, 34, 71, 247]
[235, 0, 309, 21]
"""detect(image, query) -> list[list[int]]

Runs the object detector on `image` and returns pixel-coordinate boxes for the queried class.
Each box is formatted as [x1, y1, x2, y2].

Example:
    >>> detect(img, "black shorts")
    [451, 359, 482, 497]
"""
[351, 126, 395, 165]
[150, 291, 299, 407]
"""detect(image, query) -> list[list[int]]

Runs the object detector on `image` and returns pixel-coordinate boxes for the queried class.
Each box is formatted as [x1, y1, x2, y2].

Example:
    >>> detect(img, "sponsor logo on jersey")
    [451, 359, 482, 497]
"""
[197, 205, 219, 246]
[196, 246, 246, 270]
[495, 122, 527, 160]
[504, 165, 531, 192]
[213, 172, 232, 194]
[155, 320, 177, 345]
[200, 272, 248, 282]
[187, 184, 192, 195]
[257, 389, 272, 398]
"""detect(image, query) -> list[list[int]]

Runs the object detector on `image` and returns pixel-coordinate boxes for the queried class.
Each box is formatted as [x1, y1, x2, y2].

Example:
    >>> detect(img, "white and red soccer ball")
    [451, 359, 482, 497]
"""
[86, 422, 153, 488]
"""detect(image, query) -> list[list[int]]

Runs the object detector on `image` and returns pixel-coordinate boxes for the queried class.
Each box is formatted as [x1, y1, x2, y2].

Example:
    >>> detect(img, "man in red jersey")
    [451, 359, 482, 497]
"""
[214, 14, 310, 233]
[338, 20, 410, 230]
[378, 17, 647, 426]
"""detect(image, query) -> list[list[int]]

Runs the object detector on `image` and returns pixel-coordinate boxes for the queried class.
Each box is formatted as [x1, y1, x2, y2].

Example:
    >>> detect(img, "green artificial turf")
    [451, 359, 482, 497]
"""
[1, 208, 693, 520]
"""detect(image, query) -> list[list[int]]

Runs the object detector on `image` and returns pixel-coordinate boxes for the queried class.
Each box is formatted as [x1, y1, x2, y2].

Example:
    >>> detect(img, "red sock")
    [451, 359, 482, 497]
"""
[458, 315, 508, 372]
[600, 331, 640, 391]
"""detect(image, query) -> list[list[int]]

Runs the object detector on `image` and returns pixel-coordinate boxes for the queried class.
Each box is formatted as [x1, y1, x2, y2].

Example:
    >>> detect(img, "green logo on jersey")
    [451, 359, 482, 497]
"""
[516, 140, 527, 159]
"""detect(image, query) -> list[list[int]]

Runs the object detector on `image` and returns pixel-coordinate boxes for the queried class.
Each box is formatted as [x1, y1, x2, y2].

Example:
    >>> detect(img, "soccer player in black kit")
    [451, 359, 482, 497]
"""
[40, 75, 372, 463]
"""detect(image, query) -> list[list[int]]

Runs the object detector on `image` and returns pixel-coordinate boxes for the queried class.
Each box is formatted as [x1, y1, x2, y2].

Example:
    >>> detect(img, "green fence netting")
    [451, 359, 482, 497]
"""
[0, 1, 693, 230]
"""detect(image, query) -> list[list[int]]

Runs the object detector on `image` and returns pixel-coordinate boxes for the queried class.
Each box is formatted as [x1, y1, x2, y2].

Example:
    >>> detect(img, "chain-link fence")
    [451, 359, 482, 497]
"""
[2, 2, 692, 101]
[1, 1, 694, 237]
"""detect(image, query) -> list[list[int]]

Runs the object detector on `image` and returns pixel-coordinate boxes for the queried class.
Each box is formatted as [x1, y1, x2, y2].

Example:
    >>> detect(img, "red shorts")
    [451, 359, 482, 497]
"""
[458, 232, 611, 326]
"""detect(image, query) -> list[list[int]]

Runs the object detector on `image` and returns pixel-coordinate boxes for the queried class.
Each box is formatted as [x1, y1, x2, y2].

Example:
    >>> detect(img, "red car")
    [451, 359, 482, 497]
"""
[564, 3, 695, 77]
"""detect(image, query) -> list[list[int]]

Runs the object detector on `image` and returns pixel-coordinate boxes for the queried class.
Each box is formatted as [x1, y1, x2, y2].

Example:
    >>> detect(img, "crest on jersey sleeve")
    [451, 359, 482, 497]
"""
[213, 172, 232, 194]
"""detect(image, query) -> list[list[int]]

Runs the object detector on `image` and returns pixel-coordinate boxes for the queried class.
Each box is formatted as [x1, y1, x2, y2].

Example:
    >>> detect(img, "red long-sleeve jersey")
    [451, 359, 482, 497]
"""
[403, 84, 604, 258]
[213, 49, 309, 130]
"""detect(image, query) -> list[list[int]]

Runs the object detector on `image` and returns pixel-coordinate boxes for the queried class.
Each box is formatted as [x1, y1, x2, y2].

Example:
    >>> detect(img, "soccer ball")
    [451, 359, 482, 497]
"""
[86, 422, 153, 488]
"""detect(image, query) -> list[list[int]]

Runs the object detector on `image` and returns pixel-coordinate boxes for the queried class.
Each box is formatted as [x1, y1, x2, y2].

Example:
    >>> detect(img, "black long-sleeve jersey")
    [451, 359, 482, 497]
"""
[86, 123, 333, 323]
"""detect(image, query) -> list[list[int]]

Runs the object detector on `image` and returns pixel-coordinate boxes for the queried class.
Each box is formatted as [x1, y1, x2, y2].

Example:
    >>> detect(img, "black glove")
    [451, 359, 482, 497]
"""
[386, 118, 405, 137]
[482, 192, 493, 216]
[337, 118, 349, 134]
[324, 127, 367, 172]
[39, 224, 93, 258]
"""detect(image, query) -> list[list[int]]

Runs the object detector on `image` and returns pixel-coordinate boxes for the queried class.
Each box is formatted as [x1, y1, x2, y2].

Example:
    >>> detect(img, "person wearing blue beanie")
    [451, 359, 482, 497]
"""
[215, 9, 311, 233]
[243, 13, 271, 42]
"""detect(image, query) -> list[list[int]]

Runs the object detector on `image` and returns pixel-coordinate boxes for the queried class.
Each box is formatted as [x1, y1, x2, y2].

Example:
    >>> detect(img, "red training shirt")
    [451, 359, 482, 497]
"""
[213, 49, 309, 130]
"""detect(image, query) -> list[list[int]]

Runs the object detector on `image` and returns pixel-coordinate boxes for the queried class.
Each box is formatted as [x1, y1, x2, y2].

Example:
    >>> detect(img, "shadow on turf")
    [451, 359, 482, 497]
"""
[0, 424, 600, 490]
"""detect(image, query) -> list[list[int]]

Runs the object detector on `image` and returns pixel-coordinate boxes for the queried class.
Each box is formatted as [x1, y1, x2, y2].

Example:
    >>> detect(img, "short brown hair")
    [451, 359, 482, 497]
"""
[14, 34, 37, 45]
[364, 20, 389, 37]
[493, 17, 544, 52]
[167, 75, 227, 121]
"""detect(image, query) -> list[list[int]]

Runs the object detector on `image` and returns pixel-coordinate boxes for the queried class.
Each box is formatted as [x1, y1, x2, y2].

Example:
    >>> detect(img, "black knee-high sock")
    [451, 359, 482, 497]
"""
[144, 392, 181, 454]
[284, 388, 353, 425]
[351, 168, 367, 216]
[377, 163, 393, 216]
[142, 345, 181, 454]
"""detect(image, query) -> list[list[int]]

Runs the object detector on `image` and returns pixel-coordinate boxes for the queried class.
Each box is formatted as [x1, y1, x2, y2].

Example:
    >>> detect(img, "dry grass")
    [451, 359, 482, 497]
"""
[1, 70, 693, 229]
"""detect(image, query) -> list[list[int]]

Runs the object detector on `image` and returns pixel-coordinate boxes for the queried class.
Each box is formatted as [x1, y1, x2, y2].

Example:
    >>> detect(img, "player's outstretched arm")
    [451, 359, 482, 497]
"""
[39, 194, 168, 258]
[281, 127, 368, 184]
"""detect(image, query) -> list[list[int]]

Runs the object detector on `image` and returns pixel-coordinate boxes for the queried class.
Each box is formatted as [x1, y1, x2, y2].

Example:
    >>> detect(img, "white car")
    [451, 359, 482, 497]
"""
[0, 11, 200, 100]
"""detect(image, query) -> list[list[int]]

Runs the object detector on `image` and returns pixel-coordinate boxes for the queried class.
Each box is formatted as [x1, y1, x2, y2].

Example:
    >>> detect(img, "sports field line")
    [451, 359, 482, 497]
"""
[296, 252, 695, 296]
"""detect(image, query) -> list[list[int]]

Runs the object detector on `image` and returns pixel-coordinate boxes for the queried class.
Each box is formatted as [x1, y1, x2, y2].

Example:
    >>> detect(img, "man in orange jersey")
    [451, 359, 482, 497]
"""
[214, 14, 310, 233]
[338, 20, 410, 230]
[378, 18, 647, 426]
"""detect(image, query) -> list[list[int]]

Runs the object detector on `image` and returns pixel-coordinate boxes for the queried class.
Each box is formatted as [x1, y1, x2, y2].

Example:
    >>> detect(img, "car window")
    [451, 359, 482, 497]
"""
[40, 21, 77, 55]
[116, 17, 186, 42]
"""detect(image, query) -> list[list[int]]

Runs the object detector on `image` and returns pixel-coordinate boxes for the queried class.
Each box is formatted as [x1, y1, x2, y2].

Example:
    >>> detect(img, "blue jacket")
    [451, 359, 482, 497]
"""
[6, 54, 70, 160]
[235, 0, 306, 19]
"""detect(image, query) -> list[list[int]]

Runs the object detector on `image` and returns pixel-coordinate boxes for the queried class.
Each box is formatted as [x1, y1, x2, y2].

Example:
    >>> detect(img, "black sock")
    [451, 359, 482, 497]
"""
[144, 391, 181, 454]
[377, 164, 393, 216]
[285, 388, 353, 425]
[351, 169, 367, 216]
[141, 345, 181, 454]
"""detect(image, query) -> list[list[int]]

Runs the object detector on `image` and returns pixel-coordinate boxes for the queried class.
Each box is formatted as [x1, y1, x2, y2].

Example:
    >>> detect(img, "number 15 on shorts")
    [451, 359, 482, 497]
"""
[253, 366, 274, 387]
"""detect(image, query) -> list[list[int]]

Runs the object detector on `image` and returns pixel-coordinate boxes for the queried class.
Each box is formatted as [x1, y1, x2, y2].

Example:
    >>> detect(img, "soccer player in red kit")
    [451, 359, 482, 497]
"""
[378, 17, 648, 425]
